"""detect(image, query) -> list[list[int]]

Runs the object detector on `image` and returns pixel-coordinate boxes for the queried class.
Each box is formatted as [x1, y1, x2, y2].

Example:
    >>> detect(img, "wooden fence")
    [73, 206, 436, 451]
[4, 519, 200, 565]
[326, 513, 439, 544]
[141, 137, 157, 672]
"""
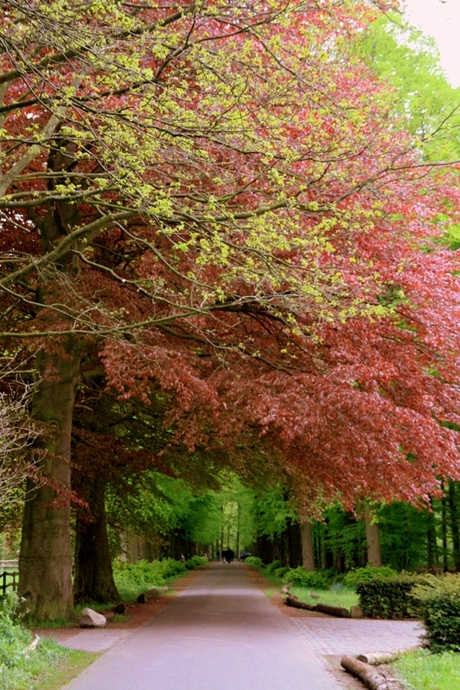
[0, 569, 19, 598]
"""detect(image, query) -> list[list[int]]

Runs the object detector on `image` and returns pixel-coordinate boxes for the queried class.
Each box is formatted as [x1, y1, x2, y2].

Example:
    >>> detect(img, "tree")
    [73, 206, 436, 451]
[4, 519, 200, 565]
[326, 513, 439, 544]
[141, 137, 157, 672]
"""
[2, 0, 460, 619]
[359, 12, 460, 161]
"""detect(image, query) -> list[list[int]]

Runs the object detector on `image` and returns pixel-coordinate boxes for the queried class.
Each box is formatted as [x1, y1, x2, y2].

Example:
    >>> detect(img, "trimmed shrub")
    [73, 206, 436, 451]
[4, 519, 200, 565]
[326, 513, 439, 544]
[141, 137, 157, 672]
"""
[357, 573, 425, 619]
[411, 574, 460, 652]
[282, 567, 329, 589]
[343, 565, 396, 588]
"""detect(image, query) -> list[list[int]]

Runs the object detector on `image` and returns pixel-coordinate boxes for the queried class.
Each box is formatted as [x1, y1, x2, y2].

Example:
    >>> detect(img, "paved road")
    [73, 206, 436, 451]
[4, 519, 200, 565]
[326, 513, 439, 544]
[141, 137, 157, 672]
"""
[63, 563, 422, 690]
[64, 562, 341, 690]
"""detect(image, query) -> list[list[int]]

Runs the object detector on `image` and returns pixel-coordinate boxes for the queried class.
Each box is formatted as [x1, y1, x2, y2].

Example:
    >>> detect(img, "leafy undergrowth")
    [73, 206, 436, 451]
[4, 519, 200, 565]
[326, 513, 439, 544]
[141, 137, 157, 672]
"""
[290, 585, 359, 610]
[244, 558, 359, 610]
[114, 556, 208, 602]
[0, 592, 97, 690]
[392, 649, 460, 690]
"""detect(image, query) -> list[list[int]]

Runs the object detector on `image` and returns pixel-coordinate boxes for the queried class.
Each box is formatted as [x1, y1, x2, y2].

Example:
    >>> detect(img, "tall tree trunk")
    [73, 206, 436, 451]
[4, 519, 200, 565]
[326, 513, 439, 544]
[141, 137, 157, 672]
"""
[73, 477, 119, 604]
[286, 520, 302, 567]
[236, 502, 240, 558]
[300, 521, 315, 571]
[364, 512, 382, 567]
[441, 485, 449, 572]
[449, 482, 460, 572]
[426, 503, 438, 570]
[19, 340, 82, 620]
[315, 525, 324, 570]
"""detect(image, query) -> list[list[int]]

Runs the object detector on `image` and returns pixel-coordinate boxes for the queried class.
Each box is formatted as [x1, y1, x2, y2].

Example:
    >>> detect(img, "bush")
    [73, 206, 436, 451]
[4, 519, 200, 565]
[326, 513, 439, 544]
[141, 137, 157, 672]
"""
[343, 565, 396, 588]
[411, 574, 460, 652]
[113, 556, 209, 600]
[274, 566, 289, 579]
[282, 567, 329, 589]
[245, 556, 264, 567]
[357, 573, 425, 619]
[113, 559, 167, 590]
[266, 560, 282, 574]
[160, 558, 187, 578]
[184, 556, 208, 569]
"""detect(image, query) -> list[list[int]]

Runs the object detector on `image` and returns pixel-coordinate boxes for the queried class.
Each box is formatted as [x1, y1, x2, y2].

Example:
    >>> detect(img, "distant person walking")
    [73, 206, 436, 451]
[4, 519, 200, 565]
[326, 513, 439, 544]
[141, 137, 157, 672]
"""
[226, 548, 234, 563]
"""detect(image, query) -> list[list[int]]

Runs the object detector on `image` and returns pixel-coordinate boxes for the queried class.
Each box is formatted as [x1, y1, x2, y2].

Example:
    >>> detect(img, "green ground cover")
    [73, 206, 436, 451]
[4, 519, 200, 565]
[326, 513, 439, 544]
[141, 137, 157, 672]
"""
[245, 558, 360, 610]
[393, 649, 460, 690]
[290, 584, 359, 610]
[0, 592, 95, 690]
[113, 555, 207, 601]
[31, 650, 99, 690]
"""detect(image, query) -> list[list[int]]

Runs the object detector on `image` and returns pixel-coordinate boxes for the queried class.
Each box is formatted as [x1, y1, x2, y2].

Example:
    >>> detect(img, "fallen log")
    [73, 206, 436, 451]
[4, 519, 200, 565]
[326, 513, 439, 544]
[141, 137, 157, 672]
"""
[341, 655, 404, 690]
[285, 595, 316, 611]
[357, 652, 401, 666]
[316, 602, 349, 617]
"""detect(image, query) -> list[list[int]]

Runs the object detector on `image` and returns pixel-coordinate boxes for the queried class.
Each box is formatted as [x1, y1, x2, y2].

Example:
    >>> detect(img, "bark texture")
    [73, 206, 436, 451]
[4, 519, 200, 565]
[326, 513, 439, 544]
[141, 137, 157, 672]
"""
[365, 512, 382, 568]
[73, 476, 119, 604]
[19, 340, 82, 621]
[300, 521, 315, 571]
[341, 655, 404, 690]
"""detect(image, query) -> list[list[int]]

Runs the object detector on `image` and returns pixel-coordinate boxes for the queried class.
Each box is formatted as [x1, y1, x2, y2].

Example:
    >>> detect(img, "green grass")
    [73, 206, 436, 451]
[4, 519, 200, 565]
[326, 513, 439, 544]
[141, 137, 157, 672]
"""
[29, 617, 78, 629]
[31, 649, 99, 690]
[393, 649, 460, 690]
[0, 632, 96, 690]
[245, 561, 360, 610]
[291, 584, 359, 610]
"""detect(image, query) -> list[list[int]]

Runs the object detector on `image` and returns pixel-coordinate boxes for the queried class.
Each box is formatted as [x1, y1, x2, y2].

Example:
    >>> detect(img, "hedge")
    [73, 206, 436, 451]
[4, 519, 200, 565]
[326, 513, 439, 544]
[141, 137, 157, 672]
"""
[411, 574, 460, 652]
[357, 574, 425, 619]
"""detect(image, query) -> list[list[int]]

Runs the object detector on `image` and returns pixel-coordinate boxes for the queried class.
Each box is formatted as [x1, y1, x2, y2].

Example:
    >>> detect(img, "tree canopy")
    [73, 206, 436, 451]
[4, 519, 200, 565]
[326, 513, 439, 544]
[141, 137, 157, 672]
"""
[2, 0, 460, 618]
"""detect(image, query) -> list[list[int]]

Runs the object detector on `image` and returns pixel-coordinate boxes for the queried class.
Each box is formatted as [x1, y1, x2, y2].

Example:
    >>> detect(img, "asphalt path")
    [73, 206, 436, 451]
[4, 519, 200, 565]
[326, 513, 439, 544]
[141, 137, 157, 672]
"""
[64, 561, 341, 690]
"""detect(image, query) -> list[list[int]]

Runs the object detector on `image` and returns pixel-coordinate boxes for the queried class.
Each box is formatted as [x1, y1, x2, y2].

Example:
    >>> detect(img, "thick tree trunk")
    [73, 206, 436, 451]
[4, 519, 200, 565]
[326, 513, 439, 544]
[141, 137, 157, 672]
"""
[286, 520, 302, 567]
[365, 512, 382, 567]
[74, 477, 119, 604]
[300, 522, 315, 571]
[19, 340, 82, 621]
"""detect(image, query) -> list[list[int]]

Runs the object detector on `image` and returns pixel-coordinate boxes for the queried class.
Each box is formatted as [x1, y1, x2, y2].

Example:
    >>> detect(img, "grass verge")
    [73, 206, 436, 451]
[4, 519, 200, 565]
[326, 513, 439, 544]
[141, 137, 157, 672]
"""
[244, 561, 359, 611]
[392, 648, 460, 690]
[31, 649, 100, 690]
[290, 585, 359, 610]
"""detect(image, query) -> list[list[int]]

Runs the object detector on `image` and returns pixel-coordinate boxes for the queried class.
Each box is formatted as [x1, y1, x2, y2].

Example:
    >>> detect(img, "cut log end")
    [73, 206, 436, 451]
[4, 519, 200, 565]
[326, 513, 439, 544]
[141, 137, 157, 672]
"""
[341, 655, 405, 690]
